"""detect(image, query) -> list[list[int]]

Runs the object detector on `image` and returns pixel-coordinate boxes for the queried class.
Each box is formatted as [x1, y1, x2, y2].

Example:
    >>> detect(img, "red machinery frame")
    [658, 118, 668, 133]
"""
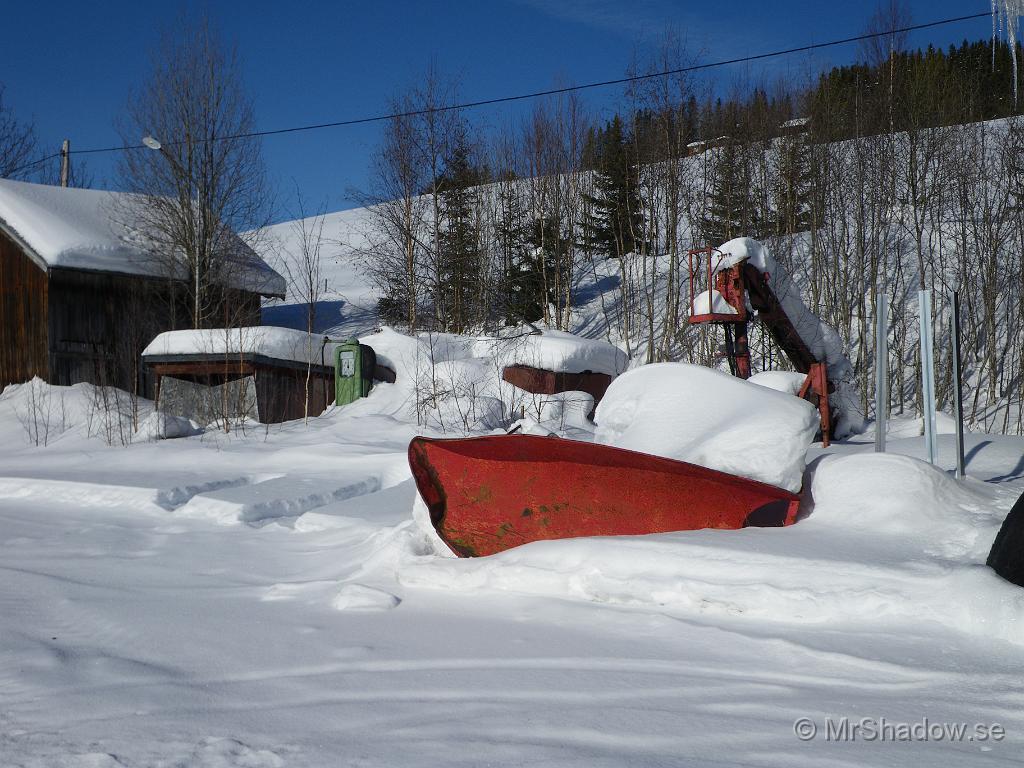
[687, 246, 834, 447]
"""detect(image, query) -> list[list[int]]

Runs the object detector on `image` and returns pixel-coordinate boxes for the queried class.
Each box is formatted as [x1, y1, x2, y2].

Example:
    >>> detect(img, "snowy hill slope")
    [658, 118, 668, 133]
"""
[252, 116, 1024, 437]
[256, 206, 381, 339]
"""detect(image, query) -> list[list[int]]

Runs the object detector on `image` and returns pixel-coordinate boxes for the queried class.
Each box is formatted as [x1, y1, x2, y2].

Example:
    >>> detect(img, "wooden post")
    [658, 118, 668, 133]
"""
[60, 140, 70, 187]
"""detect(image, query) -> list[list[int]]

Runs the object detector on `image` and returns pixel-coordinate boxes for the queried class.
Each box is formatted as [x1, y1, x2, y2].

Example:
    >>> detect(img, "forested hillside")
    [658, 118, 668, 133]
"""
[344, 36, 1024, 434]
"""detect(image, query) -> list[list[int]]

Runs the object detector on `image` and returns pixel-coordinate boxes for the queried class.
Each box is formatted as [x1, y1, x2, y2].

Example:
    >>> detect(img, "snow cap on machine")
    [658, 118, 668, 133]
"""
[594, 362, 818, 493]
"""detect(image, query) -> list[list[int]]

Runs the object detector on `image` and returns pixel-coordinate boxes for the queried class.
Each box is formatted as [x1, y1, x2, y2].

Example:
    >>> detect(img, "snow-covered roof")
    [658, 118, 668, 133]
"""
[142, 326, 339, 367]
[0, 177, 285, 297]
[472, 328, 628, 376]
[781, 116, 810, 129]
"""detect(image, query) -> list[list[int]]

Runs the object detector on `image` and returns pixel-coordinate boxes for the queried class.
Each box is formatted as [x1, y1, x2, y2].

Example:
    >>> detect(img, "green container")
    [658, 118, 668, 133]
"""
[334, 338, 376, 406]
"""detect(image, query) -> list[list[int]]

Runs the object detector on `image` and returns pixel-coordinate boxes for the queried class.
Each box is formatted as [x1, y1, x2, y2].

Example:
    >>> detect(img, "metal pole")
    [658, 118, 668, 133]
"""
[952, 291, 966, 478]
[875, 292, 888, 453]
[919, 289, 938, 465]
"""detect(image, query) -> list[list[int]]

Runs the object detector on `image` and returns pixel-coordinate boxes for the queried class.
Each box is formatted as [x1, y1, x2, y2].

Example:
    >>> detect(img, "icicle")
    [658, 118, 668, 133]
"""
[994, 0, 1024, 105]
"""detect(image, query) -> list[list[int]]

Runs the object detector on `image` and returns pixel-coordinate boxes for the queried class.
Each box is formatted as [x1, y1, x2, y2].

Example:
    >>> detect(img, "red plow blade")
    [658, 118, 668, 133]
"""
[408, 435, 802, 557]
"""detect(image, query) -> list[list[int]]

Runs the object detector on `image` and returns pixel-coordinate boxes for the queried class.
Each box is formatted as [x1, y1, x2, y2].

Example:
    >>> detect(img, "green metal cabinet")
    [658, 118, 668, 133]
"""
[334, 339, 376, 406]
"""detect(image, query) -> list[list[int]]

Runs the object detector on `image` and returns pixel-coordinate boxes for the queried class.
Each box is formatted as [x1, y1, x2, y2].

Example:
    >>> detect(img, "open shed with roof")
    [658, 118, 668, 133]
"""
[142, 327, 337, 425]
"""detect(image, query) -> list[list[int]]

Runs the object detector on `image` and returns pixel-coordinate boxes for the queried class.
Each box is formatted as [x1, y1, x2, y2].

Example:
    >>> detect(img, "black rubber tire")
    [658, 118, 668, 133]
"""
[987, 490, 1024, 587]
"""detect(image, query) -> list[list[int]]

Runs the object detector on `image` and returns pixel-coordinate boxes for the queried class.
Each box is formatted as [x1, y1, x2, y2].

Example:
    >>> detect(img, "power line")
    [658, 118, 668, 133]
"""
[9, 9, 993, 177]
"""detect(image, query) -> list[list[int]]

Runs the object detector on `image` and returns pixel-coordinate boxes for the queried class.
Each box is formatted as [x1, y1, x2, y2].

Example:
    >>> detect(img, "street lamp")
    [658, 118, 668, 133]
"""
[142, 134, 201, 327]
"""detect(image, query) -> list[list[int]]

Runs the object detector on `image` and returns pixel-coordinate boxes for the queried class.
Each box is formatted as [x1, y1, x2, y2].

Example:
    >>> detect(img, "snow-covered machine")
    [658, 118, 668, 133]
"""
[688, 237, 857, 447]
[404, 237, 857, 558]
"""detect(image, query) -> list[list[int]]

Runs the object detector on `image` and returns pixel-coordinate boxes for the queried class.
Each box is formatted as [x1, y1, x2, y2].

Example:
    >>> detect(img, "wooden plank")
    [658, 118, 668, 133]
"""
[148, 360, 255, 377]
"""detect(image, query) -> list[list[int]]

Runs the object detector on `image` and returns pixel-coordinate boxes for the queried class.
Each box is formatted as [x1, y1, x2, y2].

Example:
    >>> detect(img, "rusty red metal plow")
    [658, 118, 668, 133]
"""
[409, 434, 802, 558]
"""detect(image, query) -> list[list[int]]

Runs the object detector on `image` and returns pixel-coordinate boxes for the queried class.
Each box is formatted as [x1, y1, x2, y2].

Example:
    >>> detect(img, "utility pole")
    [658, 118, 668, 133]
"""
[59, 140, 70, 187]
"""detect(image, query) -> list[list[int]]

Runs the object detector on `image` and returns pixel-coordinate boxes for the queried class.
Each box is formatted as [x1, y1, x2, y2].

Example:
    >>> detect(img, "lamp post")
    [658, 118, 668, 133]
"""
[142, 135, 201, 328]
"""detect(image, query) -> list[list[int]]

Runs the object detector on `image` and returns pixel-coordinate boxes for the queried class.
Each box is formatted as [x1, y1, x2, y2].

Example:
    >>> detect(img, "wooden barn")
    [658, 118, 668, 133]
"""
[0, 178, 285, 396]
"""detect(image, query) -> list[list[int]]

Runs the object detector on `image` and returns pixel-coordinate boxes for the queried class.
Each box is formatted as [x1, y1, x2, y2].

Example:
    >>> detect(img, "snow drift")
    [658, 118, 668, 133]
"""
[395, 452, 1024, 645]
[352, 326, 619, 435]
[473, 327, 628, 376]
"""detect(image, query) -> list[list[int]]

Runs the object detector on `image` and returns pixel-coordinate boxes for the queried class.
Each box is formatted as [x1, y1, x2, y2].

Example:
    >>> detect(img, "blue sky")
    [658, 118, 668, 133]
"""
[2, 1, 994, 220]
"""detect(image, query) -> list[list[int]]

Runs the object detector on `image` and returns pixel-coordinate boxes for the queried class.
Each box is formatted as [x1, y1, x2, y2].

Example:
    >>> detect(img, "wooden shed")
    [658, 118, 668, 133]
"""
[0, 178, 285, 396]
[142, 327, 336, 425]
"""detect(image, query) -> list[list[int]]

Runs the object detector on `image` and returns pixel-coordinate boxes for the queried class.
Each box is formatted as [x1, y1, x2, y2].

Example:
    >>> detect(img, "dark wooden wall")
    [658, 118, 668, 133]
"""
[0, 228, 49, 390]
[47, 269, 188, 397]
[45, 271, 263, 398]
[2, 222, 276, 400]
[254, 364, 334, 423]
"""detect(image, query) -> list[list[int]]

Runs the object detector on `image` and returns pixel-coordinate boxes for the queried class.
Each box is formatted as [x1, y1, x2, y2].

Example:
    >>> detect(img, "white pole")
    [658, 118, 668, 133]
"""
[952, 290, 966, 478]
[875, 292, 888, 453]
[919, 289, 937, 464]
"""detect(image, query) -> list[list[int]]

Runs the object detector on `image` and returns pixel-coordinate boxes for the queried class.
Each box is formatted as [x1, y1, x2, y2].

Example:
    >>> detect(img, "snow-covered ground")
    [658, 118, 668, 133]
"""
[2, 209, 1021, 765]
[2, 362, 1023, 766]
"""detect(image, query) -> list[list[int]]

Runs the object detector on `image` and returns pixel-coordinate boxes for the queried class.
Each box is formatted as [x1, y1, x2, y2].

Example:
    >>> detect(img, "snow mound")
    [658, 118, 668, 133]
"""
[594, 363, 817, 492]
[810, 453, 1000, 559]
[358, 326, 428, 372]
[353, 326, 621, 434]
[134, 411, 202, 440]
[748, 370, 806, 396]
[510, 390, 596, 437]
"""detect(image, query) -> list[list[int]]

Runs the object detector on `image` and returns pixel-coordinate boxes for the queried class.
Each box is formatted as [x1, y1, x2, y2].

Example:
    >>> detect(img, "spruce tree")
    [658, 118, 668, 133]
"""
[436, 131, 484, 333]
[505, 216, 569, 323]
[580, 116, 646, 259]
[492, 169, 528, 326]
[774, 132, 814, 236]
[701, 138, 761, 246]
